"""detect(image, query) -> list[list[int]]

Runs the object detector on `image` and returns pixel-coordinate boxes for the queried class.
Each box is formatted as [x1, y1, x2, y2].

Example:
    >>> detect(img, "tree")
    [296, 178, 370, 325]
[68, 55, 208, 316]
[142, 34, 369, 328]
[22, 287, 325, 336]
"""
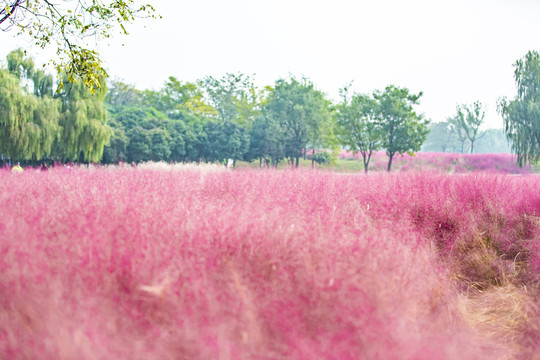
[126, 126, 152, 163]
[264, 77, 333, 168]
[7, 48, 54, 97]
[106, 79, 143, 111]
[111, 106, 167, 163]
[307, 150, 332, 168]
[1, 0, 158, 91]
[1, 49, 115, 163]
[0, 49, 60, 163]
[149, 127, 171, 161]
[336, 87, 382, 173]
[448, 116, 469, 153]
[450, 102, 486, 153]
[105, 100, 200, 164]
[375, 85, 429, 171]
[422, 121, 460, 152]
[203, 120, 250, 164]
[101, 126, 128, 164]
[143, 76, 216, 120]
[248, 115, 286, 167]
[499, 50, 540, 166]
[200, 73, 264, 126]
[0, 68, 59, 162]
[55, 74, 112, 162]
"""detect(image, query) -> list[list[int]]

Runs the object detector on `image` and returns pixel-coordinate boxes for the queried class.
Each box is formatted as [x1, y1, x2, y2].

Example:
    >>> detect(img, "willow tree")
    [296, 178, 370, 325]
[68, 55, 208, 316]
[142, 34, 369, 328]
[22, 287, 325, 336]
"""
[0, 69, 59, 161]
[1, 49, 110, 162]
[499, 50, 540, 166]
[4, 49, 59, 161]
[56, 76, 112, 162]
[7, 48, 55, 97]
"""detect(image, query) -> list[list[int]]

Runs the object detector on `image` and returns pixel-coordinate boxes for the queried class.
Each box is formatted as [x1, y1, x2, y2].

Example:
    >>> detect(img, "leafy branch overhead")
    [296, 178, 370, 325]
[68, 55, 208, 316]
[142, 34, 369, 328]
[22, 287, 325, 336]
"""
[0, 0, 159, 91]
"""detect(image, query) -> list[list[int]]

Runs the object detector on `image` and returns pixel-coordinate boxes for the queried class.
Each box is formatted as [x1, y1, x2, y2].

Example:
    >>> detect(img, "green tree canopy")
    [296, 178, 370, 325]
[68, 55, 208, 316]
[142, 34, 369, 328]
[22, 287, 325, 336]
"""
[56, 74, 112, 162]
[499, 50, 540, 166]
[1, 49, 116, 163]
[0, 50, 60, 162]
[112, 106, 167, 163]
[203, 120, 250, 164]
[0, 68, 59, 161]
[7, 48, 54, 97]
[105, 103, 198, 164]
[264, 77, 333, 168]
[375, 85, 429, 171]
[101, 126, 128, 164]
[200, 73, 264, 127]
[143, 76, 216, 120]
[336, 86, 382, 173]
[248, 115, 286, 168]
[106, 79, 143, 111]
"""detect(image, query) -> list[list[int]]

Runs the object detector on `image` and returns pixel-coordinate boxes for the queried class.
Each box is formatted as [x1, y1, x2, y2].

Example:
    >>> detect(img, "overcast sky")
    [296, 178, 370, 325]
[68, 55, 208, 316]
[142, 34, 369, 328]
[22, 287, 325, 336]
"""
[1, 0, 540, 128]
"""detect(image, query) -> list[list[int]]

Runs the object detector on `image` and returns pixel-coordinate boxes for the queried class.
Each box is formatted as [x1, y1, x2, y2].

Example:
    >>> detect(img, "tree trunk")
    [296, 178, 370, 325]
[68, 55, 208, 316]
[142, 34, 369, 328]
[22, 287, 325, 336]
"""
[295, 156, 299, 168]
[387, 153, 394, 172]
[362, 152, 369, 173]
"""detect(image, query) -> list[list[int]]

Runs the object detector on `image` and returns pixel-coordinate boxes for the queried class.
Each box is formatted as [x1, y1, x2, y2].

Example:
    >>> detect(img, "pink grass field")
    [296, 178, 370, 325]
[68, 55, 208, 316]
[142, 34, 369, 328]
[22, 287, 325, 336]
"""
[339, 151, 532, 174]
[1, 166, 540, 359]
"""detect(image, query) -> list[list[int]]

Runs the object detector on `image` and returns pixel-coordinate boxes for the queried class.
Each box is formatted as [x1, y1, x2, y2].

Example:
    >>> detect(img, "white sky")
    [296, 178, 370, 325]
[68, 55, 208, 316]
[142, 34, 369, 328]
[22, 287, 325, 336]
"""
[1, 0, 540, 129]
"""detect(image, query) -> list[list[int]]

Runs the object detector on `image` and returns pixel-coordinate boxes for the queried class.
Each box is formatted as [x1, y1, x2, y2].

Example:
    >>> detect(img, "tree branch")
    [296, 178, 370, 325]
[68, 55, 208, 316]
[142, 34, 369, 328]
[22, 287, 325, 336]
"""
[0, 0, 26, 25]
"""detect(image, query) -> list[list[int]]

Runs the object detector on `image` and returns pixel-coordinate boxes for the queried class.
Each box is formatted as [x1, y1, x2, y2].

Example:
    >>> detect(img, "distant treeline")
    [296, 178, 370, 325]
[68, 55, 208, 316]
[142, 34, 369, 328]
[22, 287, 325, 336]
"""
[0, 49, 510, 171]
[422, 123, 511, 153]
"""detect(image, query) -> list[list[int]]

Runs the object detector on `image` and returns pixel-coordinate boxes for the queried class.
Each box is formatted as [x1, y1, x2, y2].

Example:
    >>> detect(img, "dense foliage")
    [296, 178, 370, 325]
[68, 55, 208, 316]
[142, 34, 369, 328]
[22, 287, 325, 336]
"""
[0, 49, 111, 163]
[0, 166, 539, 359]
[374, 86, 430, 171]
[336, 85, 428, 172]
[105, 76, 339, 167]
[2, 48, 534, 169]
[499, 50, 540, 166]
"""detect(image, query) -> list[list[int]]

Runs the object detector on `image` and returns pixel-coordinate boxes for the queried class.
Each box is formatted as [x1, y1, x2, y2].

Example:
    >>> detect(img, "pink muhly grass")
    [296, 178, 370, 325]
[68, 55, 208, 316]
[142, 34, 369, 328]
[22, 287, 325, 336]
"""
[339, 151, 531, 174]
[0, 168, 538, 358]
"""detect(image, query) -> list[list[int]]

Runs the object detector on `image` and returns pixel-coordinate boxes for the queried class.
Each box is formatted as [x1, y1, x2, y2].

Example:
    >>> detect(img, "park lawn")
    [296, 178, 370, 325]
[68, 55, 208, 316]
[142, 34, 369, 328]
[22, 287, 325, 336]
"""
[237, 152, 533, 174]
